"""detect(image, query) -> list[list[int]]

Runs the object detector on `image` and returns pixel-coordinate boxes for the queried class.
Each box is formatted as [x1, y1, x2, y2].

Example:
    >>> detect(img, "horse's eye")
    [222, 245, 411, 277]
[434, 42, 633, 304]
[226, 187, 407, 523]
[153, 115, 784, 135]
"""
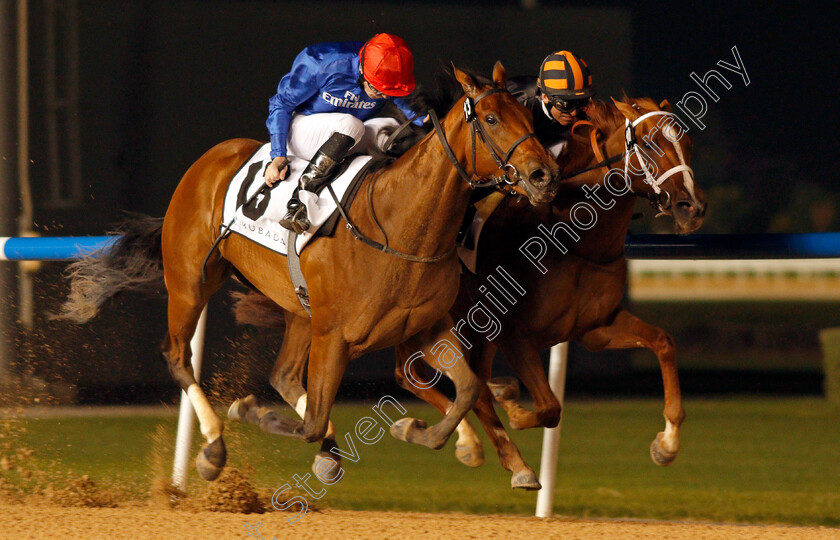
[643, 142, 652, 150]
[485, 114, 498, 125]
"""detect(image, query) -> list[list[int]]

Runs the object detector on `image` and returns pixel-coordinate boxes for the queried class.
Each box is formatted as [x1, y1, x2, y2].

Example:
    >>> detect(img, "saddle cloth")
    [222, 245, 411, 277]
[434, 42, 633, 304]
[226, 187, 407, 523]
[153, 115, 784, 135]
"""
[221, 143, 371, 256]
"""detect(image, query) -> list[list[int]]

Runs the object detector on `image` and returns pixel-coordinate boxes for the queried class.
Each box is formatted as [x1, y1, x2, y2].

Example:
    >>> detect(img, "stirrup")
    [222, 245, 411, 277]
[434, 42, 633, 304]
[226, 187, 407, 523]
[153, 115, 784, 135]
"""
[279, 205, 311, 234]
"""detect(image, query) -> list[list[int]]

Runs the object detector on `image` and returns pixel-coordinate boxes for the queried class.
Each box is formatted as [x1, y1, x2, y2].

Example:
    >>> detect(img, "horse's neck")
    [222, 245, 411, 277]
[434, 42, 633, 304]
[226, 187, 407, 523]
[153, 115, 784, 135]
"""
[568, 185, 636, 264]
[553, 116, 635, 263]
[362, 116, 471, 255]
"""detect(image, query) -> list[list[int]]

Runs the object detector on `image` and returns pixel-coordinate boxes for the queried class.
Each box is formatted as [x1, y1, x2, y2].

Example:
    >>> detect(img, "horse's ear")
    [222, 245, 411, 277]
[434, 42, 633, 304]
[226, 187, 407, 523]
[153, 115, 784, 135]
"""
[452, 63, 480, 98]
[611, 97, 640, 120]
[492, 61, 507, 88]
[659, 99, 673, 112]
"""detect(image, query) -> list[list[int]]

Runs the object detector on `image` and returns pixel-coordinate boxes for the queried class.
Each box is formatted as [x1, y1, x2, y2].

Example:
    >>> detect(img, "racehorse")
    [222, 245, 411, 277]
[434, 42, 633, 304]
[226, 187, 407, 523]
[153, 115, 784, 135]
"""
[398, 97, 706, 477]
[232, 96, 705, 488]
[56, 63, 559, 482]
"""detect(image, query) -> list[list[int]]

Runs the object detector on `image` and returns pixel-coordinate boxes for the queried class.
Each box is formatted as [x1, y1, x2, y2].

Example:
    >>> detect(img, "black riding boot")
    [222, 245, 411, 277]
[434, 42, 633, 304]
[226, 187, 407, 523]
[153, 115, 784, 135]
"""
[279, 132, 356, 234]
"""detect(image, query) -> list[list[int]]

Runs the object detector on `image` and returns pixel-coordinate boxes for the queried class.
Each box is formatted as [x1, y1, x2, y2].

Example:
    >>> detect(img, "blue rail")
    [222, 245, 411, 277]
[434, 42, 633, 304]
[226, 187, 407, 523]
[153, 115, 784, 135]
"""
[625, 233, 840, 259]
[3, 233, 840, 261]
[0, 236, 117, 261]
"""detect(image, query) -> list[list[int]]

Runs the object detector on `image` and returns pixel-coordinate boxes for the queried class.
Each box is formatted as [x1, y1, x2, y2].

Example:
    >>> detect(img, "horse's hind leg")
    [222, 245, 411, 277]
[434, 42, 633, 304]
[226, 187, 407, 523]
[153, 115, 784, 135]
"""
[162, 255, 232, 481]
[229, 312, 342, 482]
[389, 315, 482, 450]
[578, 307, 685, 466]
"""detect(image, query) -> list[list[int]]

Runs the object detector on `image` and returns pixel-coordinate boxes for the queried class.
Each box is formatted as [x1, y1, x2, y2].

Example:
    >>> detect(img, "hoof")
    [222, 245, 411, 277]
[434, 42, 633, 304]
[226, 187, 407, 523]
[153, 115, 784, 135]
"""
[312, 452, 343, 484]
[650, 432, 679, 466]
[455, 442, 485, 468]
[511, 469, 541, 491]
[227, 394, 258, 422]
[196, 437, 226, 481]
[487, 376, 520, 402]
[389, 418, 428, 444]
[258, 411, 301, 436]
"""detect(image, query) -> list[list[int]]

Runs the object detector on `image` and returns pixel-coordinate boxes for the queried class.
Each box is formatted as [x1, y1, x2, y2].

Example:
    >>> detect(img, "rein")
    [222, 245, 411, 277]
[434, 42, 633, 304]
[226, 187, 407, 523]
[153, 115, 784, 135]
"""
[326, 86, 538, 264]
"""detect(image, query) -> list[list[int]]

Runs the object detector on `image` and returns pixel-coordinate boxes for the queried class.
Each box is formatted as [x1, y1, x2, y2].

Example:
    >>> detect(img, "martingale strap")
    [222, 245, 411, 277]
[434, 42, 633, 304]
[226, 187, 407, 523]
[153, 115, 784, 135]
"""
[326, 181, 455, 263]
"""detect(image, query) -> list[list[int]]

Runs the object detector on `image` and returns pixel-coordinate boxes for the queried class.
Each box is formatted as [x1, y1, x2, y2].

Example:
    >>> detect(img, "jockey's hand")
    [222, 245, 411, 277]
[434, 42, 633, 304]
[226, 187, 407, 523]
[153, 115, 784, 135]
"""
[265, 156, 290, 187]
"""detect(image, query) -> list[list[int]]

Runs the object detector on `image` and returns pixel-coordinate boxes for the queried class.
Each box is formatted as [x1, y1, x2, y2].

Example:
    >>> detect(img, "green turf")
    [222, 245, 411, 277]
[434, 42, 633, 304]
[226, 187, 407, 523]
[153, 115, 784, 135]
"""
[6, 398, 840, 526]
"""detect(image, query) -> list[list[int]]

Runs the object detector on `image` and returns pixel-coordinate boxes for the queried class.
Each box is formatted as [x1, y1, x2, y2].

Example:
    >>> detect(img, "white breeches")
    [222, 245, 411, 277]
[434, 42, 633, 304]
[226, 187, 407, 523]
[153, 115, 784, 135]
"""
[286, 112, 400, 161]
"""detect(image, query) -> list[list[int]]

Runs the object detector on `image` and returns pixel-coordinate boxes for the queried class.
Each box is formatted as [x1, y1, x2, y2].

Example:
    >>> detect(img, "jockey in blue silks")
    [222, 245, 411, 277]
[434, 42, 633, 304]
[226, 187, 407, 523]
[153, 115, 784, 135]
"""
[265, 33, 422, 233]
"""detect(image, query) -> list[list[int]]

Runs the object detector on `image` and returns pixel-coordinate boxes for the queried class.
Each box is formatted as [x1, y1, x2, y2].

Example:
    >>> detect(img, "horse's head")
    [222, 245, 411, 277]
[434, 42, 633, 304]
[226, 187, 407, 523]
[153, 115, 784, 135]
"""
[448, 63, 559, 204]
[610, 97, 707, 234]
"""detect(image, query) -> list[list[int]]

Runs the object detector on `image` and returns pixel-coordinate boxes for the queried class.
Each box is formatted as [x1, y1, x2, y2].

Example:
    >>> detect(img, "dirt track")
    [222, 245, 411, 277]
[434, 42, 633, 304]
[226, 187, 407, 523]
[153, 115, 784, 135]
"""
[4, 504, 839, 539]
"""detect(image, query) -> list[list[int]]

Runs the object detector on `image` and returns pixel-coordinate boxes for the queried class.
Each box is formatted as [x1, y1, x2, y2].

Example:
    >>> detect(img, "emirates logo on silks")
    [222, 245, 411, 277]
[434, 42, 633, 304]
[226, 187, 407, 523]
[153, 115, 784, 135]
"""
[463, 97, 476, 122]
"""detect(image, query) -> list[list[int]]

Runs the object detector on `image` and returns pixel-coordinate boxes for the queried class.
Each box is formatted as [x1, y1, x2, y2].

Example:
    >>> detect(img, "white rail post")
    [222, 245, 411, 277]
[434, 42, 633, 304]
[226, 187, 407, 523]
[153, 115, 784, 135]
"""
[535, 342, 569, 518]
[171, 306, 208, 491]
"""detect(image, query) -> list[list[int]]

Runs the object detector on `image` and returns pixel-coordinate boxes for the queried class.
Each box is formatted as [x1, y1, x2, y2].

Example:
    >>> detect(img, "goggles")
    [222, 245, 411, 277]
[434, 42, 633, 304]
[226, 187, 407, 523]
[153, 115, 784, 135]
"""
[549, 96, 590, 112]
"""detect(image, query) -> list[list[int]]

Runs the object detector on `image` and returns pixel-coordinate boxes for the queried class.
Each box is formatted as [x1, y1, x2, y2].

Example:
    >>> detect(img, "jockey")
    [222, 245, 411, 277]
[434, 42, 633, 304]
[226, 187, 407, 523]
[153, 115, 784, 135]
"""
[507, 50, 596, 155]
[265, 33, 423, 233]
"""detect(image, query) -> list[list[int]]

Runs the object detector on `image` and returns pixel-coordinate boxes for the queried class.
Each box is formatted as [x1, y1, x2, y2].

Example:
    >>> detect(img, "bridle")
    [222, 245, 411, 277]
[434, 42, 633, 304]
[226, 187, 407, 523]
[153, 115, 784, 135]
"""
[561, 109, 695, 215]
[623, 110, 695, 215]
[429, 87, 537, 191]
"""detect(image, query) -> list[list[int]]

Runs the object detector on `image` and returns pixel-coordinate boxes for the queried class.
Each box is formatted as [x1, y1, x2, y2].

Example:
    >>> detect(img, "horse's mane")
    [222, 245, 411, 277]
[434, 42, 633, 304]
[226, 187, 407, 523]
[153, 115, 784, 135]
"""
[585, 95, 664, 133]
[584, 98, 625, 133]
[561, 95, 664, 168]
[364, 65, 493, 171]
[412, 64, 493, 117]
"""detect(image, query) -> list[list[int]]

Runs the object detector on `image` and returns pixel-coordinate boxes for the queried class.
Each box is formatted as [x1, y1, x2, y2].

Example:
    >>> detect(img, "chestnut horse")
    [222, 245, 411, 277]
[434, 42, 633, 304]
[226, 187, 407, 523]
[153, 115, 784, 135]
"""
[230, 97, 705, 488]
[56, 63, 559, 482]
[397, 97, 706, 476]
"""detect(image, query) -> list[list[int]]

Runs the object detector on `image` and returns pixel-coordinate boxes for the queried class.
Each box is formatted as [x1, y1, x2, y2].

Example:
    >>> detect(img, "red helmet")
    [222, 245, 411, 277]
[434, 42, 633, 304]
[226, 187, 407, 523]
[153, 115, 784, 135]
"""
[359, 33, 416, 97]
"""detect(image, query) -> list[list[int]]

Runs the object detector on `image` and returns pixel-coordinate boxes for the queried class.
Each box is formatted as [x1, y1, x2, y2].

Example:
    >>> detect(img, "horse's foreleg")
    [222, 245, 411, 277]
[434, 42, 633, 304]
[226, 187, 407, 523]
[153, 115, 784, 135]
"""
[394, 345, 485, 468]
[579, 307, 684, 466]
[229, 311, 342, 482]
[299, 335, 350, 444]
[469, 339, 541, 490]
[491, 339, 562, 430]
[389, 315, 482, 450]
[227, 329, 342, 443]
[394, 333, 537, 489]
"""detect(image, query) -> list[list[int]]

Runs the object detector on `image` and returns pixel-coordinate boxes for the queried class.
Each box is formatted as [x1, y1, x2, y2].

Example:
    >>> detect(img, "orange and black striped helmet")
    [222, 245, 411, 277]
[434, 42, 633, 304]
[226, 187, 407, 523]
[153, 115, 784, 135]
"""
[537, 50, 595, 100]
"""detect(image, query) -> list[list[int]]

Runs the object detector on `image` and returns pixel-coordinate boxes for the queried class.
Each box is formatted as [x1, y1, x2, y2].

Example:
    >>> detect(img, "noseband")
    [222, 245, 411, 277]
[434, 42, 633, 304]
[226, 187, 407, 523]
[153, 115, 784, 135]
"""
[623, 111, 695, 215]
[429, 87, 537, 190]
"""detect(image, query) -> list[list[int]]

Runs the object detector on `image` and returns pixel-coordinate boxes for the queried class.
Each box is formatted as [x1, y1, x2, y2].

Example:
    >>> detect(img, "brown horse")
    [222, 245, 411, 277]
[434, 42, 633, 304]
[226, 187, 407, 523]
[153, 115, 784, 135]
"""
[56, 63, 559, 482]
[230, 97, 705, 488]
[397, 97, 706, 475]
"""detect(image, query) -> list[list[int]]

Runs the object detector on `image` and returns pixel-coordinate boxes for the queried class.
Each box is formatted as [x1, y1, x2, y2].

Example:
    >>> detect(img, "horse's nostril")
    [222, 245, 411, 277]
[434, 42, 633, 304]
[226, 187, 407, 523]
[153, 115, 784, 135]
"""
[529, 168, 548, 185]
[675, 200, 702, 218]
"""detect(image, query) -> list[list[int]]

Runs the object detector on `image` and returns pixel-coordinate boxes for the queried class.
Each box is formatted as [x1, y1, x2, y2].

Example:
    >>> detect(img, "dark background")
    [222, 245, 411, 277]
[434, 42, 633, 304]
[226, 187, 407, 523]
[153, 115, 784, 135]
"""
[7, 0, 840, 403]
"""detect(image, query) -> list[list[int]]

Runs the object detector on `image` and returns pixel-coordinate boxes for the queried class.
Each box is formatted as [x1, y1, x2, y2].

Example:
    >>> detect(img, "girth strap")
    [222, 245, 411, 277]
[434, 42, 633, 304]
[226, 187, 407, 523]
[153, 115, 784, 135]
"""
[287, 231, 311, 315]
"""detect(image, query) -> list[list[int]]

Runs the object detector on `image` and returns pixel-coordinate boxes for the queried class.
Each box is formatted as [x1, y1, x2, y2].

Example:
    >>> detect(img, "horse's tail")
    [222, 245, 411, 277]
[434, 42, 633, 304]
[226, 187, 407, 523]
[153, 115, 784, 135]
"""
[52, 214, 166, 323]
[230, 289, 286, 329]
